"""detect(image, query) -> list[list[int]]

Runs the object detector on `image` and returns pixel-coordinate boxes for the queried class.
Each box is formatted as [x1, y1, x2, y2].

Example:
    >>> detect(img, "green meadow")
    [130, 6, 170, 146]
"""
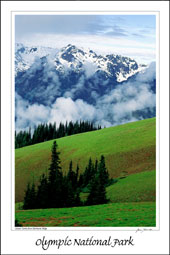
[80, 170, 156, 203]
[15, 117, 156, 202]
[15, 202, 155, 227]
[15, 118, 156, 227]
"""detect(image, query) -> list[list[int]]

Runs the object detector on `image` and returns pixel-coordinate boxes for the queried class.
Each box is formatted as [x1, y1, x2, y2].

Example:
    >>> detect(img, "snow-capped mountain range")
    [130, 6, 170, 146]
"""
[15, 43, 155, 131]
[15, 43, 146, 82]
[54, 44, 147, 82]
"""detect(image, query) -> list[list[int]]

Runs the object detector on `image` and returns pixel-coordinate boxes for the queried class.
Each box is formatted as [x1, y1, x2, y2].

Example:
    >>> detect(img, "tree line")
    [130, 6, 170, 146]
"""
[23, 141, 114, 210]
[15, 120, 101, 149]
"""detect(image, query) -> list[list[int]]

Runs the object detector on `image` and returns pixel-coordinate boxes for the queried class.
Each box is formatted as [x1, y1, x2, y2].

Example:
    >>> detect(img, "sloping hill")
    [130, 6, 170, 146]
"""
[80, 170, 156, 203]
[107, 170, 156, 202]
[15, 117, 156, 202]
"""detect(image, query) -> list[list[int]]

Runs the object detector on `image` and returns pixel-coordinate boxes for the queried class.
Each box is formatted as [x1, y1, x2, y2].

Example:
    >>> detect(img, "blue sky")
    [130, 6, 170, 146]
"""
[15, 15, 156, 64]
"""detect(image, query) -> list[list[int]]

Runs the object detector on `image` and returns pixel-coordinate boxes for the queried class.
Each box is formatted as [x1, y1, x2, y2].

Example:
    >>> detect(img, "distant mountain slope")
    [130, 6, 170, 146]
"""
[15, 117, 156, 202]
[15, 44, 148, 106]
[15, 44, 156, 131]
[15, 43, 57, 75]
[15, 43, 145, 80]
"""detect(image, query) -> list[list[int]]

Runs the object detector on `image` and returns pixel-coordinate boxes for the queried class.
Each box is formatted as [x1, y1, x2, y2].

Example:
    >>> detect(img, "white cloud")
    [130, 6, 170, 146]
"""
[136, 61, 156, 82]
[15, 62, 156, 132]
[95, 62, 156, 125]
[15, 93, 51, 131]
[49, 97, 96, 125]
[15, 95, 97, 131]
[83, 61, 97, 78]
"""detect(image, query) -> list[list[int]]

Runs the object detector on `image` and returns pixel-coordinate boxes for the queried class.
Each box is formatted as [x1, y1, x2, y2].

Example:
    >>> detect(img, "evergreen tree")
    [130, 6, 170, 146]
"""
[53, 122, 57, 139]
[60, 161, 81, 207]
[23, 182, 37, 209]
[65, 179, 76, 207]
[78, 173, 84, 188]
[22, 153, 110, 209]
[86, 175, 100, 205]
[67, 160, 78, 190]
[86, 172, 108, 205]
[67, 160, 73, 182]
[66, 161, 81, 206]
[68, 121, 74, 135]
[48, 141, 63, 208]
[74, 189, 81, 206]
[15, 120, 101, 148]
[61, 176, 69, 207]
[36, 174, 48, 208]
[96, 179, 108, 204]
[74, 164, 81, 206]
[86, 155, 109, 206]
[94, 159, 98, 173]
[30, 183, 37, 209]
[75, 164, 79, 185]
[23, 183, 31, 209]
[61, 176, 78, 208]
[98, 155, 109, 187]
[83, 158, 95, 188]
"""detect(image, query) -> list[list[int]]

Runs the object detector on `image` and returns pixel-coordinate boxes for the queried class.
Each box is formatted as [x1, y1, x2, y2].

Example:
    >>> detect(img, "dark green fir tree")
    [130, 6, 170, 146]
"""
[48, 141, 63, 208]
[86, 155, 109, 205]
[36, 173, 48, 209]
[23, 182, 37, 209]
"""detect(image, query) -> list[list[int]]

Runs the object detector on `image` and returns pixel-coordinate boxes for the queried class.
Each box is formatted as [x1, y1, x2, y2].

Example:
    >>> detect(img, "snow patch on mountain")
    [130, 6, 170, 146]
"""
[15, 43, 57, 75]
[15, 43, 147, 82]
[116, 65, 147, 82]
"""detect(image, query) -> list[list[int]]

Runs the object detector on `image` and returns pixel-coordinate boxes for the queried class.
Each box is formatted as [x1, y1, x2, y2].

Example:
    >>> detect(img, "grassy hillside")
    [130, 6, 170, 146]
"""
[15, 201, 156, 227]
[80, 170, 156, 203]
[107, 170, 156, 202]
[15, 117, 156, 202]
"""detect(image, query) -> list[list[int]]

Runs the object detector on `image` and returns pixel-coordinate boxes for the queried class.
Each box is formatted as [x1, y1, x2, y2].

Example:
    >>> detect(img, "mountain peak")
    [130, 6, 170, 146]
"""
[15, 43, 146, 83]
[62, 44, 78, 52]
